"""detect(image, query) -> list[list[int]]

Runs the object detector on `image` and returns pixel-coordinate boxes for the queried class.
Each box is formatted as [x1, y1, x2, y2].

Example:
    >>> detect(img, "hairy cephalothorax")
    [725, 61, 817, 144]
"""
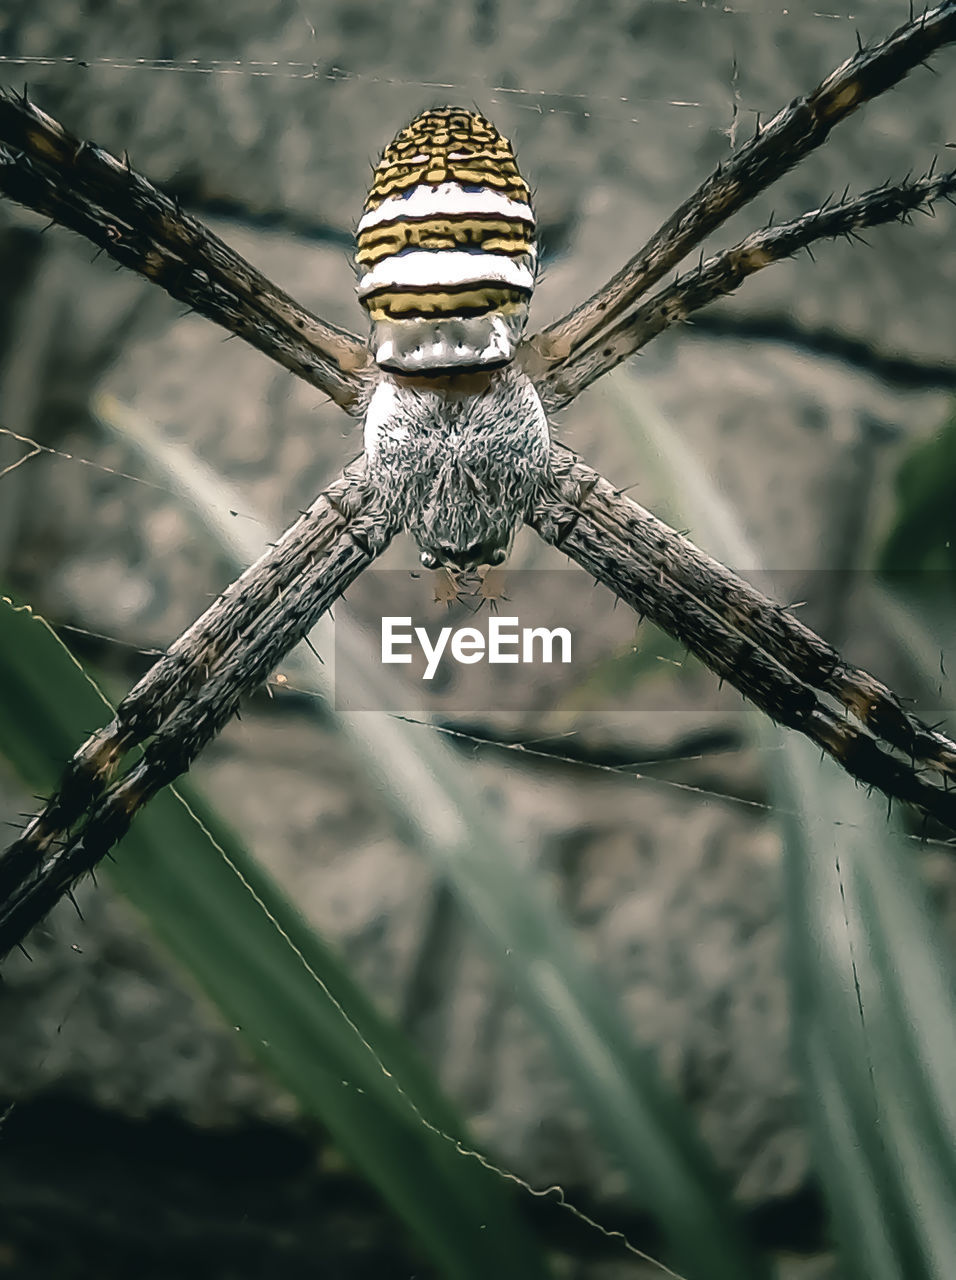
[363, 366, 549, 569]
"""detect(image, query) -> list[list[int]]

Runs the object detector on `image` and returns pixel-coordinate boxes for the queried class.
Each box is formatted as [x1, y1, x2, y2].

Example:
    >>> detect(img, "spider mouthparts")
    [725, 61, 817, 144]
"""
[420, 541, 508, 571]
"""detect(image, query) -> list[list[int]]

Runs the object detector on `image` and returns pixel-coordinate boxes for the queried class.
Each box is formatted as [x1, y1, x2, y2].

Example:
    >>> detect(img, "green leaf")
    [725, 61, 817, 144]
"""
[775, 739, 956, 1280]
[606, 367, 956, 1280]
[0, 592, 550, 1280]
[81, 392, 767, 1280]
[878, 406, 956, 592]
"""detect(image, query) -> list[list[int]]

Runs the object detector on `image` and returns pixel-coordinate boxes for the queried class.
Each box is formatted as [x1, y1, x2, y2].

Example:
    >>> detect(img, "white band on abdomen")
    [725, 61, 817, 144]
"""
[356, 249, 535, 297]
[357, 182, 534, 233]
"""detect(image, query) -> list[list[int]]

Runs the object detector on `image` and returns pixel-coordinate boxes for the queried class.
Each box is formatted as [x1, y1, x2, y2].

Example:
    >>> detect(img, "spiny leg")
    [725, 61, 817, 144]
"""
[530, 449, 956, 820]
[538, 169, 956, 408]
[529, 1, 956, 370]
[0, 468, 392, 945]
[0, 89, 369, 411]
[0, 498, 396, 955]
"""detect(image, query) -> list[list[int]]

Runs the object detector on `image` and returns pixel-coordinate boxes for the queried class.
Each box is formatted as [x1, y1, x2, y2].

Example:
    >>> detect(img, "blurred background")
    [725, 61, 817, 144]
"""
[1, 1, 955, 1277]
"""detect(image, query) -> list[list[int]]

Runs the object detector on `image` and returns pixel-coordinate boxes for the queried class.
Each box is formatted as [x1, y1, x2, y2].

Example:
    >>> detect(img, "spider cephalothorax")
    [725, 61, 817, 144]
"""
[356, 108, 549, 570]
[362, 364, 548, 570]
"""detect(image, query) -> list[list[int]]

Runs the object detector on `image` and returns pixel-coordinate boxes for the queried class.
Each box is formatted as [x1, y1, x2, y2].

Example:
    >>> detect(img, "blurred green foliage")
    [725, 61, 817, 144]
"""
[3, 377, 956, 1280]
[608, 368, 956, 1280]
[0, 591, 552, 1280]
[879, 407, 956, 592]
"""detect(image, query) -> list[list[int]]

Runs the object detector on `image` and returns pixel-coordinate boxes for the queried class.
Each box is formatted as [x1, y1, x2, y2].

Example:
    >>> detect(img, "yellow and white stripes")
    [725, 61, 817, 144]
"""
[356, 108, 536, 374]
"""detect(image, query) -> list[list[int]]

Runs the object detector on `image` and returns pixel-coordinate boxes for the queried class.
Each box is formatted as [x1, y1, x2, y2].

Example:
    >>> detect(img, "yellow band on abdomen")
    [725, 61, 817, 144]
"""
[356, 108, 536, 374]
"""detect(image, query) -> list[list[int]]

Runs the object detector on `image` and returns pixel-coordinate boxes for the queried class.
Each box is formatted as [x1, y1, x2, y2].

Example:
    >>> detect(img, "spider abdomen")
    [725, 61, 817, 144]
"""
[356, 108, 536, 375]
[363, 367, 549, 570]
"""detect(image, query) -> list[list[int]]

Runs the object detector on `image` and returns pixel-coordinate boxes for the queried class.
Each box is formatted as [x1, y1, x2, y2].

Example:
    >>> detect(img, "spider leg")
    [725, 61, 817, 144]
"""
[526, 0, 956, 374]
[529, 449, 956, 832]
[538, 169, 956, 408]
[0, 465, 396, 956]
[0, 89, 370, 412]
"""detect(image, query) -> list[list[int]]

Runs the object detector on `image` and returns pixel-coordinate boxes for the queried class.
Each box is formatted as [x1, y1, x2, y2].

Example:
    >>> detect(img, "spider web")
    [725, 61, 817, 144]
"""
[1, 422, 950, 843]
[6, 417, 955, 1278]
[1, 2, 956, 1274]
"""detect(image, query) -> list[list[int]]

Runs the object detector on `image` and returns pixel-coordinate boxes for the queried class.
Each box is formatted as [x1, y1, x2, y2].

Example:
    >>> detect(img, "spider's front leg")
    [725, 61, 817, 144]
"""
[0, 89, 369, 411]
[531, 0, 956, 370]
[355, 109, 551, 572]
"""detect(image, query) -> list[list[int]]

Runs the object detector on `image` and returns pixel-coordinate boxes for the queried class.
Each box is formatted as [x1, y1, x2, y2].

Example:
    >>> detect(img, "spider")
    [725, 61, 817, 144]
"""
[1, 2, 956, 953]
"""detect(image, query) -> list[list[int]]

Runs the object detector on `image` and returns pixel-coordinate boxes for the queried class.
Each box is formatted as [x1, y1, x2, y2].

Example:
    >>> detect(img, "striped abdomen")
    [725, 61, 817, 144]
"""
[356, 108, 536, 374]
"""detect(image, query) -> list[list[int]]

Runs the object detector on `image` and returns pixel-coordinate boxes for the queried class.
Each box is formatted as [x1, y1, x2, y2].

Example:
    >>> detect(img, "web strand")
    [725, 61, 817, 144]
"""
[1, 10, 954, 1269]
[0, 595, 686, 1278]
